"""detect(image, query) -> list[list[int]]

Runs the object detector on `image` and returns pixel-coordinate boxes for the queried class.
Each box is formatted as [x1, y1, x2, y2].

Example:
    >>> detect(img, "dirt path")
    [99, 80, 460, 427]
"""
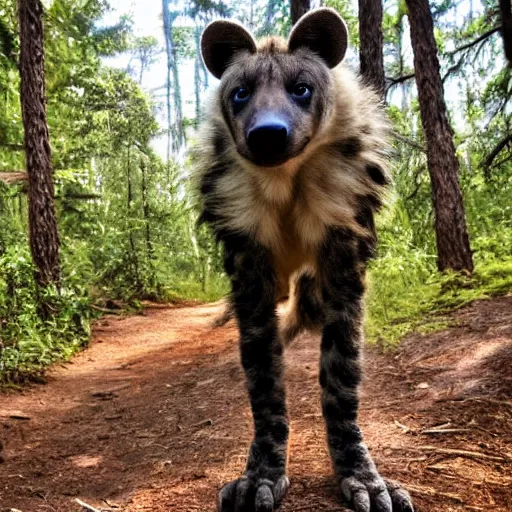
[1, 297, 511, 512]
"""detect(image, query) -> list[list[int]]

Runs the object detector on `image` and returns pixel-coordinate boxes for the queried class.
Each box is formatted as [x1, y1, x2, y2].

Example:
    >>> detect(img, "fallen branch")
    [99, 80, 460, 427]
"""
[0, 410, 31, 420]
[436, 396, 512, 407]
[75, 498, 102, 512]
[192, 418, 213, 429]
[394, 420, 412, 433]
[405, 484, 463, 503]
[418, 445, 508, 462]
[420, 428, 470, 435]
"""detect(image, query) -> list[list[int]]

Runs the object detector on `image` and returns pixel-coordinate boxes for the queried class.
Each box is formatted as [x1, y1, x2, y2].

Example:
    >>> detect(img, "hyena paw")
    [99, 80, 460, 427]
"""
[341, 474, 414, 512]
[217, 474, 290, 512]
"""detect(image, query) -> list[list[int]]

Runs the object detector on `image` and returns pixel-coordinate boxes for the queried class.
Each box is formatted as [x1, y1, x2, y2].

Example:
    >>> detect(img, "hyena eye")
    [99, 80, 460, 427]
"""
[292, 83, 312, 100]
[233, 87, 251, 103]
[232, 87, 251, 114]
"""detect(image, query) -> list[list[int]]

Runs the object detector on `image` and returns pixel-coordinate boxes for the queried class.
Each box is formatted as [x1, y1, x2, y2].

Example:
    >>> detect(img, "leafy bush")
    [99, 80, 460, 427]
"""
[0, 245, 92, 385]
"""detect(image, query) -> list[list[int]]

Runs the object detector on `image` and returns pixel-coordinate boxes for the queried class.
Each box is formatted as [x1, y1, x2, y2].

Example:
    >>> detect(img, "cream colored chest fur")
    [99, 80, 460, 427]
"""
[214, 148, 374, 295]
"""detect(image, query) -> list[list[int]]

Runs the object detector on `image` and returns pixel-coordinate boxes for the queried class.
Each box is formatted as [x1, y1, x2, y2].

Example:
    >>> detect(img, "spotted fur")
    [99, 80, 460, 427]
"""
[195, 8, 414, 512]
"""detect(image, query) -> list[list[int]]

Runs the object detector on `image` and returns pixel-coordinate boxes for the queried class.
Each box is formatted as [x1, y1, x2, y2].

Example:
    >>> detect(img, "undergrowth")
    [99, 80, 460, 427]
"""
[0, 247, 93, 387]
[366, 248, 512, 347]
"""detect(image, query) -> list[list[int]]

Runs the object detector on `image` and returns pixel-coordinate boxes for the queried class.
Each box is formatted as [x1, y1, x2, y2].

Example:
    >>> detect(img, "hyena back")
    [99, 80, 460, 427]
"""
[196, 8, 414, 512]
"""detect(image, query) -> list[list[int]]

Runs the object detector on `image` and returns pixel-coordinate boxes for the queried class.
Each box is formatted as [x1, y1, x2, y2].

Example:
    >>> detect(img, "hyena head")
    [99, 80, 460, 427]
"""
[201, 8, 348, 168]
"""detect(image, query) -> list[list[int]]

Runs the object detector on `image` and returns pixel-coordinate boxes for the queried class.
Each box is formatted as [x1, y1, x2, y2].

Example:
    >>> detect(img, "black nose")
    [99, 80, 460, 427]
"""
[247, 121, 289, 165]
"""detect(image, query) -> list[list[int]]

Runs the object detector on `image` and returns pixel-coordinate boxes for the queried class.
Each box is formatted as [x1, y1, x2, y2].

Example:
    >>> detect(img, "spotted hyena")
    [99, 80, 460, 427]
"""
[196, 8, 414, 512]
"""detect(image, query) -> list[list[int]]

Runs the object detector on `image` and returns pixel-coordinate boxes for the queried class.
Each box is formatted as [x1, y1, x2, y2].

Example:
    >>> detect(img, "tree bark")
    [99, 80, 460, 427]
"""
[499, 0, 512, 62]
[126, 145, 140, 287]
[162, 0, 173, 164]
[405, 0, 473, 273]
[140, 160, 153, 261]
[18, 0, 61, 289]
[170, 17, 184, 151]
[194, 24, 203, 127]
[291, 0, 310, 25]
[162, 0, 185, 158]
[358, 0, 386, 96]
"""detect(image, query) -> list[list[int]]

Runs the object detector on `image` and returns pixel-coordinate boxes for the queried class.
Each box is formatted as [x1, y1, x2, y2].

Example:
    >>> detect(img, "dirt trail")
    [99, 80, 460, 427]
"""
[1, 297, 511, 512]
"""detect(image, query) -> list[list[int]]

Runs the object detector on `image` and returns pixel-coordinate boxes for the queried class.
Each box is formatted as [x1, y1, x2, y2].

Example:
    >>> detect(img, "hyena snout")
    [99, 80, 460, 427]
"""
[246, 114, 290, 166]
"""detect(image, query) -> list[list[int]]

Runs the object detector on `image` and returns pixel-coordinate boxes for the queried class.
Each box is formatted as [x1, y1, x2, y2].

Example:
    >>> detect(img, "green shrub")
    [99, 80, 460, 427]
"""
[0, 245, 93, 385]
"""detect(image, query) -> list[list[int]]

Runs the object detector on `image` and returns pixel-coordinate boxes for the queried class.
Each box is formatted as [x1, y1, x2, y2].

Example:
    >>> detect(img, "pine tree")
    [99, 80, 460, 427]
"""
[18, 0, 61, 293]
[405, 0, 474, 273]
[358, 0, 385, 96]
[291, 0, 310, 25]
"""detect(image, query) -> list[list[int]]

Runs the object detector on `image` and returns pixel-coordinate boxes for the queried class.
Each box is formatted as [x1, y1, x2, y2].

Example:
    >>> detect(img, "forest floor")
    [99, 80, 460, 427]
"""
[0, 296, 511, 512]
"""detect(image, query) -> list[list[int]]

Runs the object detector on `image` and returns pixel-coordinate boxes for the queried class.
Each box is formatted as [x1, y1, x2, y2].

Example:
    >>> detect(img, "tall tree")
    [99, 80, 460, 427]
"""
[405, 0, 473, 273]
[194, 24, 203, 126]
[162, 0, 184, 160]
[130, 36, 159, 85]
[499, 0, 512, 62]
[290, 0, 310, 25]
[358, 0, 385, 96]
[18, 0, 61, 290]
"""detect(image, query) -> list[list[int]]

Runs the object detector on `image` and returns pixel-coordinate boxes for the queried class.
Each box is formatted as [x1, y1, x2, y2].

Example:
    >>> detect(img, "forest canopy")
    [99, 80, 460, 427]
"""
[0, 0, 511, 383]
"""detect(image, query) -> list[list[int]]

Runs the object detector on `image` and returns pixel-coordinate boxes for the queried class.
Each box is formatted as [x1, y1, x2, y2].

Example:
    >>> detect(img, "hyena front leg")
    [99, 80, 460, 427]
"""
[319, 228, 414, 512]
[217, 234, 289, 512]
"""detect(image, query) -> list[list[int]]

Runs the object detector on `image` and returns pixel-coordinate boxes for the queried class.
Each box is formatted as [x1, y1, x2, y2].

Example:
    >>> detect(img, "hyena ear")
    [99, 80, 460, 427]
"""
[201, 20, 257, 79]
[288, 8, 348, 68]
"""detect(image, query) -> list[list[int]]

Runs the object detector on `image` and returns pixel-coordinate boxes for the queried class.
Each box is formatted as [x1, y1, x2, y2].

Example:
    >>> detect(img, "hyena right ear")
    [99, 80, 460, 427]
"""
[288, 8, 348, 68]
[201, 20, 257, 79]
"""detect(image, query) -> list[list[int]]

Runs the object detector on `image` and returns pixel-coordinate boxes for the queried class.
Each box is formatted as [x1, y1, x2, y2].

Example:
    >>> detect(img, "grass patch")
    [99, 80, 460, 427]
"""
[366, 255, 512, 347]
[160, 274, 229, 303]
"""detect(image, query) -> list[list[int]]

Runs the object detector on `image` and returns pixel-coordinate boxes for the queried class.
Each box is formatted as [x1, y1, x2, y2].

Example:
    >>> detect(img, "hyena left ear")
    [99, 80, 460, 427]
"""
[201, 20, 257, 79]
[288, 8, 348, 68]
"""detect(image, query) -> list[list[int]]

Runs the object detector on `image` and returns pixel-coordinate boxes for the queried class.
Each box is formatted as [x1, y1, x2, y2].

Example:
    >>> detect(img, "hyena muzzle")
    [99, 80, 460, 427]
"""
[196, 8, 414, 512]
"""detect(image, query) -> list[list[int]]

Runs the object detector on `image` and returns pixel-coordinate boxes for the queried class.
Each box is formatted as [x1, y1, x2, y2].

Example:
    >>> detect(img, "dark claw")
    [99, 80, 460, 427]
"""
[255, 484, 274, 512]
[217, 475, 289, 512]
[385, 479, 415, 512]
[218, 479, 237, 512]
[341, 475, 414, 512]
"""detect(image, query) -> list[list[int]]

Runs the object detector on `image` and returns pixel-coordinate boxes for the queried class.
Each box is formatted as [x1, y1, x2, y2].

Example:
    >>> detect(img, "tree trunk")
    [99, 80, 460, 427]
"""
[194, 24, 202, 127]
[18, 0, 61, 289]
[126, 145, 140, 286]
[405, 0, 473, 273]
[162, 0, 185, 158]
[162, 0, 172, 165]
[499, 0, 512, 62]
[140, 160, 153, 261]
[249, 0, 254, 29]
[291, 0, 310, 25]
[170, 17, 184, 151]
[358, 0, 385, 96]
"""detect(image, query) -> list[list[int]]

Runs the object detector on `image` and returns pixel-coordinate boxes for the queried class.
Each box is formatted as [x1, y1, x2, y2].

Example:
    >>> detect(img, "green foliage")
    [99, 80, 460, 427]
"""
[366, 151, 512, 346]
[366, 236, 512, 347]
[0, 0, 229, 383]
[0, 245, 92, 385]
